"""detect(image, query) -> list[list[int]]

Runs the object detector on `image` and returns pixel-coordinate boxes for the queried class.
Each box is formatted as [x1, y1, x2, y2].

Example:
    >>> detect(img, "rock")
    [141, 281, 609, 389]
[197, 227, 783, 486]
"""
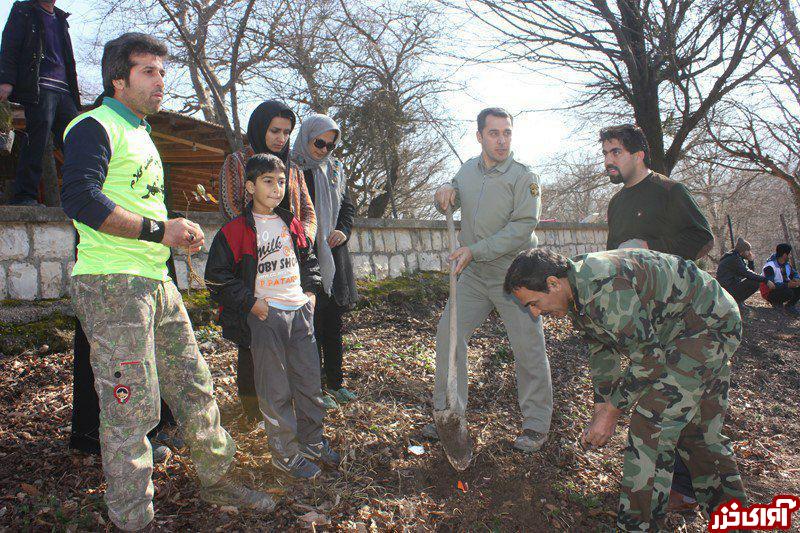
[39, 261, 64, 298]
[33, 224, 75, 259]
[7, 262, 38, 300]
[0, 225, 29, 260]
[373, 255, 389, 280]
[299, 511, 330, 528]
[389, 255, 406, 278]
[351, 255, 373, 278]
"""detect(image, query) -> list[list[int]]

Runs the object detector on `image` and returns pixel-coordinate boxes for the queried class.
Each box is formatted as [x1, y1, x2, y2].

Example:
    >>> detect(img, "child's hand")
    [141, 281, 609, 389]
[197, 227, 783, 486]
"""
[305, 292, 316, 308]
[251, 298, 269, 320]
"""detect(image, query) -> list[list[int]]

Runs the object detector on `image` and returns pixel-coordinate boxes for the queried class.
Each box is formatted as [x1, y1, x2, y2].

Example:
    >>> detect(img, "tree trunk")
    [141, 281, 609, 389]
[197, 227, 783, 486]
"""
[188, 62, 218, 123]
[615, 1, 668, 175]
[366, 191, 391, 218]
[632, 84, 668, 175]
[791, 181, 800, 245]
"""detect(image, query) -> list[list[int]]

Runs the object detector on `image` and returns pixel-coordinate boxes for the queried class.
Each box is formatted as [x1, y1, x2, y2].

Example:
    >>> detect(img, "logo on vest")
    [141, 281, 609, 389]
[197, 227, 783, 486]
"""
[130, 155, 164, 200]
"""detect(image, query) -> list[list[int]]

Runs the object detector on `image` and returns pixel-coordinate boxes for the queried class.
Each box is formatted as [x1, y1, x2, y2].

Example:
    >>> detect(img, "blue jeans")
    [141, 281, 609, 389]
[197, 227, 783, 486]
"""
[12, 89, 78, 204]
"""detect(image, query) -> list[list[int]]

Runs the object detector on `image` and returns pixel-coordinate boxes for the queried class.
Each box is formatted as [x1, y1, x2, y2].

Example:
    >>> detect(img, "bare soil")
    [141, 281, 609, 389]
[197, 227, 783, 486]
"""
[1, 274, 798, 531]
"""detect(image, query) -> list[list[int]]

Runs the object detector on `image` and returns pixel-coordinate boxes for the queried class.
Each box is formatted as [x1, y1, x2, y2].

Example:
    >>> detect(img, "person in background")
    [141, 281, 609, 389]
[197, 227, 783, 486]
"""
[760, 243, 800, 315]
[602, 124, 714, 260]
[0, 0, 81, 206]
[218, 100, 317, 423]
[292, 114, 359, 408]
[716, 238, 772, 312]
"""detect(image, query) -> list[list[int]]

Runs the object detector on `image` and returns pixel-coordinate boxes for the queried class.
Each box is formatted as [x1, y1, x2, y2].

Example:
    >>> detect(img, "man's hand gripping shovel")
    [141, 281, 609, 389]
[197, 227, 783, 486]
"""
[433, 205, 474, 471]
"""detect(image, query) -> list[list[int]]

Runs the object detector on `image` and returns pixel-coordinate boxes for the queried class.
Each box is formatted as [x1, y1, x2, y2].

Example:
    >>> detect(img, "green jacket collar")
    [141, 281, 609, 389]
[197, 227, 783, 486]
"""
[103, 97, 151, 132]
[478, 151, 515, 175]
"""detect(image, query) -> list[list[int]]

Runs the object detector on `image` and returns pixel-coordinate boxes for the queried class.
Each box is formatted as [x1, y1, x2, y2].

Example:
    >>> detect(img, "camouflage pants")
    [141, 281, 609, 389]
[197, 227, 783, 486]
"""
[71, 274, 235, 531]
[617, 329, 748, 532]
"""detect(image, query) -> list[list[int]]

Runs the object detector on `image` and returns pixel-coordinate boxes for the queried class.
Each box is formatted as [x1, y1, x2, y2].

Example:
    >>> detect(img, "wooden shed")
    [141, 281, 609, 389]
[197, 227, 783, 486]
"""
[2, 104, 236, 213]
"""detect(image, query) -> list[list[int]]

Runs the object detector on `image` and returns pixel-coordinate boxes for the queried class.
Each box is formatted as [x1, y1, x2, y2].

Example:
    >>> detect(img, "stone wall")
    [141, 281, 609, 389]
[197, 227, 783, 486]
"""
[0, 207, 608, 299]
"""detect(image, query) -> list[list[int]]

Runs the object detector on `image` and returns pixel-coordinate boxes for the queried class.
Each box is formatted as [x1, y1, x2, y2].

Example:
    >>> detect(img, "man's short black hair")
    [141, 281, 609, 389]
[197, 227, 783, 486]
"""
[776, 243, 793, 256]
[477, 107, 513, 133]
[101, 33, 168, 97]
[245, 153, 286, 182]
[599, 124, 651, 167]
[504, 248, 571, 294]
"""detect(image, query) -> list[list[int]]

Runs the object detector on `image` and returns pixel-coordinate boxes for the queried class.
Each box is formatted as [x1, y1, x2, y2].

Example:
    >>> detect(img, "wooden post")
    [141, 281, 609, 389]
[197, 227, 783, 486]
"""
[727, 215, 735, 249]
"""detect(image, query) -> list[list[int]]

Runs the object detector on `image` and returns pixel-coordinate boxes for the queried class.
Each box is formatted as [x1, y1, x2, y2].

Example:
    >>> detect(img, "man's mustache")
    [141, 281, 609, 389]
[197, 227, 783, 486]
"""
[606, 165, 620, 173]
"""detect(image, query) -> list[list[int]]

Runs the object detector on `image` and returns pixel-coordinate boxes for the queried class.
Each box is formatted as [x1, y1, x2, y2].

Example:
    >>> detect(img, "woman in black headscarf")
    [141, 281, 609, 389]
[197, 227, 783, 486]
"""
[217, 100, 317, 423]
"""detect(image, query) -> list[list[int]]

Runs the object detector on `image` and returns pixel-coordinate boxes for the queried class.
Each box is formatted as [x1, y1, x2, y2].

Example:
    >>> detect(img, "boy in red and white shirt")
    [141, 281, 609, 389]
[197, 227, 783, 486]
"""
[206, 154, 340, 480]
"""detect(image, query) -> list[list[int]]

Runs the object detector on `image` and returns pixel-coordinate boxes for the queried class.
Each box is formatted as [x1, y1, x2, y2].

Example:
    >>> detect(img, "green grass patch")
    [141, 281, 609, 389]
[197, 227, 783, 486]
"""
[0, 312, 74, 355]
[180, 289, 216, 327]
[356, 271, 448, 309]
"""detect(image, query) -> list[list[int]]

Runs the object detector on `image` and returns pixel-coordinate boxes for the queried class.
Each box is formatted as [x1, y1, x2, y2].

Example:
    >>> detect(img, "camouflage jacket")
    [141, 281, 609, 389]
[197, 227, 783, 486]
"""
[566, 250, 740, 411]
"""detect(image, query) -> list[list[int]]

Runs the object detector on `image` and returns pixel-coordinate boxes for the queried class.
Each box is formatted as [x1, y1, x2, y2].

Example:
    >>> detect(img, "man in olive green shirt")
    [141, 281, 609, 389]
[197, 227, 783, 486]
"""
[426, 107, 553, 452]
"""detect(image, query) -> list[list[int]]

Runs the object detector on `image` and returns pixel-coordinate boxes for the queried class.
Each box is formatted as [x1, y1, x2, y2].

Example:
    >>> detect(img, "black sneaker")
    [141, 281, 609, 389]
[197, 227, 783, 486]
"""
[299, 440, 341, 469]
[271, 453, 322, 480]
[200, 475, 276, 511]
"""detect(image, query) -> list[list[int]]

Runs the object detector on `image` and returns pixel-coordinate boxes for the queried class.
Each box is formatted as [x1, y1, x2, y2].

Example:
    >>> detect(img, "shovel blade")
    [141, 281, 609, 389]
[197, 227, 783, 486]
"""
[433, 409, 473, 471]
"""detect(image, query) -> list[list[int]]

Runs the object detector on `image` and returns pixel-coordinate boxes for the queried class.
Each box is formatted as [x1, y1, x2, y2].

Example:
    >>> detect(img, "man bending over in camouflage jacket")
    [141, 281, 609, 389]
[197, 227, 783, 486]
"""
[504, 248, 747, 532]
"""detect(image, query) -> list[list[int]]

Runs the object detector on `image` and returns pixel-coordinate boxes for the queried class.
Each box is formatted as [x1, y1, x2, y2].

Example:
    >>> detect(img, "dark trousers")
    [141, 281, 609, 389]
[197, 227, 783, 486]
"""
[69, 319, 176, 454]
[237, 346, 261, 422]
[722, 278, 761, 304]
[247, 305, 324, 457]
[13, 89, 78, 204]
[314, 291, 348, 390]
[766, 285, 800, 308]
[672, 455, 695, 498]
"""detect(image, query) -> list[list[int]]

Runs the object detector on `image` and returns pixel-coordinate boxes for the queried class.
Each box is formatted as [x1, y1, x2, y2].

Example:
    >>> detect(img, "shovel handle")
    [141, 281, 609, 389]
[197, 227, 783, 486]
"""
[445, 206, 458, 408]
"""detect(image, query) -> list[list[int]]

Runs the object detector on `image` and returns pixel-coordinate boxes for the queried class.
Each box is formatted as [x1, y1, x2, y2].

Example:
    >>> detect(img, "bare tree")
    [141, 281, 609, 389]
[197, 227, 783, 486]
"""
[98, 0, 458, 216]
[99, 0, 285, 150]
[539, 154, 614, 223]
[460, 0, 780, 175]
[320, 0, 457, 218]
[707, 0, 800, 238]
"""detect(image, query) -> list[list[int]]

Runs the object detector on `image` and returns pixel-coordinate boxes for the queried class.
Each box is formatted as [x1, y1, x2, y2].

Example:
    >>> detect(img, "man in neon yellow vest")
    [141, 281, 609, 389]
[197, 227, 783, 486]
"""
[60, 33, 274, 531]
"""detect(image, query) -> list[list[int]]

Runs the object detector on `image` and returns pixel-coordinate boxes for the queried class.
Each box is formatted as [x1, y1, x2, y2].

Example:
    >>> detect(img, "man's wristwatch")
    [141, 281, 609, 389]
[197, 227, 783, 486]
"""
[139, 217, 166, 243]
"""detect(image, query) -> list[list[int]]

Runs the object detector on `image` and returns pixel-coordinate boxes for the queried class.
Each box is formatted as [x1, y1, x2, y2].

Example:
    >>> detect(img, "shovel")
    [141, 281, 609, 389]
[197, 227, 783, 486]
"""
[433, 205, 474, 471]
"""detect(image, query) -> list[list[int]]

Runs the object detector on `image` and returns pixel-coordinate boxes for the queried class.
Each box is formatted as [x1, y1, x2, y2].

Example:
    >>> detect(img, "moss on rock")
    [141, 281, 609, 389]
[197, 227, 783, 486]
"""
[0, 312, 75, 355]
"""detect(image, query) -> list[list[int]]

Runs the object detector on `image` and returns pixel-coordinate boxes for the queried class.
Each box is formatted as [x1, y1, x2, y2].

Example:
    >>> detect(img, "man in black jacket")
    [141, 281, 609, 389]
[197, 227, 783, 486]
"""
[716, 238, 772, 309]
[600, 123, 715, 512]
[0, 0, 80, 206]
[602, 124, 714, 260]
